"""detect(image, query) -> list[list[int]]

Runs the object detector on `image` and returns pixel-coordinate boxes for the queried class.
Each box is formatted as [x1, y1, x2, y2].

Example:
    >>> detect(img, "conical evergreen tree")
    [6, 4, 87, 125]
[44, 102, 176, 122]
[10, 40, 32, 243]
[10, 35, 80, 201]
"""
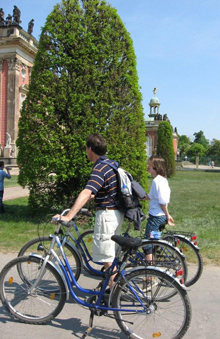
[157, 121, 176, 177]
[17, 0, 147, 210]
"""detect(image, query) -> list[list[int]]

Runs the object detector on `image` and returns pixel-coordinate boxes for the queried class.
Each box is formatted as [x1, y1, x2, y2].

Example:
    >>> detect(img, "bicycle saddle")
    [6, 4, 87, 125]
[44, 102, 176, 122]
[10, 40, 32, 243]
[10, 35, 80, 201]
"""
[112, 235, 142, 250]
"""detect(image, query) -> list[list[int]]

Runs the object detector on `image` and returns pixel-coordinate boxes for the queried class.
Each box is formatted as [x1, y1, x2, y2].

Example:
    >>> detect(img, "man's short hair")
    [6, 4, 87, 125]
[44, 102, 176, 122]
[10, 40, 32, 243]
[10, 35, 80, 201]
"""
[0, 161, 4, 167]
[86, 134, 107, 156]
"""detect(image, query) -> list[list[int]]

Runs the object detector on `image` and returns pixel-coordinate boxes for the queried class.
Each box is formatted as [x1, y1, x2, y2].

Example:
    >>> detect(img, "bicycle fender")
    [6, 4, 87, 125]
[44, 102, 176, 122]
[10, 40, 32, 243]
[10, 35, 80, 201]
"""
[124, 265, 190, 292]
[164, 234, 201, 250]
[28, 253, 70, 299]
[141, 238, 186, 259]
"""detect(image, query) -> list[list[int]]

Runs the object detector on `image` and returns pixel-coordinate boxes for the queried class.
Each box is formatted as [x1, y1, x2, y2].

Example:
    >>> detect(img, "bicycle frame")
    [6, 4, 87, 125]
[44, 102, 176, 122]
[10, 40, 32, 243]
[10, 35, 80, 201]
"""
[57, 225, 104, 276]
[47, 215, 186, 281]
[30, 228, 149, 314]
[60, 209, 105, 275]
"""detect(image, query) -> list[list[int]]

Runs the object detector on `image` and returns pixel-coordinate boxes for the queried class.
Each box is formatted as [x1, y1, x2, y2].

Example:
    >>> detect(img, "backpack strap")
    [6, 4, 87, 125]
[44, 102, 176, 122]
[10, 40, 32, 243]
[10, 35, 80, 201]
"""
[99, 159, 119, 172]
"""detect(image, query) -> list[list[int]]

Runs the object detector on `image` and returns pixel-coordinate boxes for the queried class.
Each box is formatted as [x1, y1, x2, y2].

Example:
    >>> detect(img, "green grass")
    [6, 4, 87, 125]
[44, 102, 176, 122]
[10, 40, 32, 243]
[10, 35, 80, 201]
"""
[4, 175, 19, 188]
[167, 171, 220, 265]
[0, 171, 220, 265]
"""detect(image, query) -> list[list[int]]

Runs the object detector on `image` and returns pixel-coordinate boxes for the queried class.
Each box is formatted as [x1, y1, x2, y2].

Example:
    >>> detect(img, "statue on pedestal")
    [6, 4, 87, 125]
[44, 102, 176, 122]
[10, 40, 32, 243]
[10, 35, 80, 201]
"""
[6, 132, 11, 148]
[6, 14, 12, 26]
[28, 19, 34, 35]
[0, 8, 4, 26]
[13, 5, 21, 25]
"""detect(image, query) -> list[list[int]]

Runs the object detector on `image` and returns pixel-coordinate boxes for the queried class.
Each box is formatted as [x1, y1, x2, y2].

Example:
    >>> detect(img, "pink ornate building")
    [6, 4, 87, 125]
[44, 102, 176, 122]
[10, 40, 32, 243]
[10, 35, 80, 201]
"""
[145, 88, 178, 159]
[0, 6, 38, 160]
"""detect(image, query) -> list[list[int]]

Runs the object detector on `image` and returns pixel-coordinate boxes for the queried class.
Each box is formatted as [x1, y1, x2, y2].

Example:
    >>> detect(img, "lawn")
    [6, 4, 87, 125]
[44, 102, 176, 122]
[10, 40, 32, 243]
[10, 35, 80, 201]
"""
[4, 175, 19, 188]
[0, 170, 220, 265]
[168, 170, 220, 265]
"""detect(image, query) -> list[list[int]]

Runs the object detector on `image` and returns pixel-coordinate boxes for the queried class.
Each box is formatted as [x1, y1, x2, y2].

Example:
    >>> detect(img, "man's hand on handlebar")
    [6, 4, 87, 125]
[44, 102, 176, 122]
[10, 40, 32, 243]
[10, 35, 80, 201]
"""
[51, 208, 92, 224]
[51, 214, 71, 224]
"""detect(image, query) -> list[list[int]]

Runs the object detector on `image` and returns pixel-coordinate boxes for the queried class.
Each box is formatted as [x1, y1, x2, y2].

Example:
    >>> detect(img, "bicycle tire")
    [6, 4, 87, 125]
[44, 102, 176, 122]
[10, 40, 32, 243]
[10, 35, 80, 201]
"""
[128, 239, 188, 286]
[163, 234, 203, 286]
[79, 229, 105, 275]
[112, 267, 191, 339]
[0, 256, 66, 324]
[18, 236, 82, 281]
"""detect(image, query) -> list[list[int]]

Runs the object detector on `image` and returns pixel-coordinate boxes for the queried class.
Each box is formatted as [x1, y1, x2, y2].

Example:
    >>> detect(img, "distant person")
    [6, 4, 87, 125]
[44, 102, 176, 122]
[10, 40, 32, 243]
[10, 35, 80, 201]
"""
[143, 156, 174, 251]
[211, 161, 215, 168]
[0, 161, 11, 213]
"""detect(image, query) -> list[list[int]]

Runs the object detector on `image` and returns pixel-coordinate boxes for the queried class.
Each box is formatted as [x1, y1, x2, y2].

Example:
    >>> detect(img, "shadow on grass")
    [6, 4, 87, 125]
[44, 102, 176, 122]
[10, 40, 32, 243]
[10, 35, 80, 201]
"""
[2, 197, 56, 224]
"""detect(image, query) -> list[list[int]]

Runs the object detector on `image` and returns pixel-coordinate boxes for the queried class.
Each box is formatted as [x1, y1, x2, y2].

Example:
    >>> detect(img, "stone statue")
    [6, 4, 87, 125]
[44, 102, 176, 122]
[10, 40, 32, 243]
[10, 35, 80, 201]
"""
[28, 19, 34, 35]
[13, 5, 21, 24]
[155, 113, 160, 120]
[163, 114, 169, 121]
[6, 132, 11, 147]
[155, 113, 162, 120]
[0, 8, 4, 26]
[153, 87, 158, 95]
[6, 14, 12, 26]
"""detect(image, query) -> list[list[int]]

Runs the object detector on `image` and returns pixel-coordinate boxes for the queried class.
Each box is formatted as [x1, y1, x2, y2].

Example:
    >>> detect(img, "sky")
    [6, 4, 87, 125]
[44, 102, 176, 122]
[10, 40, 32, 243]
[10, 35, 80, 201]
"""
[1, 0, 220, 142]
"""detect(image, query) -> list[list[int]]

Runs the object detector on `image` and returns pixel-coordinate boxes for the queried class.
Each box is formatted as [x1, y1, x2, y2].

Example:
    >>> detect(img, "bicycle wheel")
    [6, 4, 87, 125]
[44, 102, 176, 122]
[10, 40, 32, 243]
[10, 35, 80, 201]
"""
[163, 235, 203, 286]
[0, 256, 66, 324]
[112, 267, 191, 339]
[79, 229, 104, 275]
[18, 236, 82, 281]
[128, 239, 188, 285]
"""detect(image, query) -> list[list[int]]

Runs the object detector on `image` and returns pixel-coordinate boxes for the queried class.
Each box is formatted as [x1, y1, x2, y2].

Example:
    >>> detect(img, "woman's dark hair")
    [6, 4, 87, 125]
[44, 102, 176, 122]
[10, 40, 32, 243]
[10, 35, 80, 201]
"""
[148, 155, 167, 177]
[86, 134, 107, 156]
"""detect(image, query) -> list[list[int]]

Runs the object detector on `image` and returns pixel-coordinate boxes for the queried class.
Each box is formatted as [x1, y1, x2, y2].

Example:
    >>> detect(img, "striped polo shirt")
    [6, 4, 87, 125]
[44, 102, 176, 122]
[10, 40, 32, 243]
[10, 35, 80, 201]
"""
[85, 155, 118, 209]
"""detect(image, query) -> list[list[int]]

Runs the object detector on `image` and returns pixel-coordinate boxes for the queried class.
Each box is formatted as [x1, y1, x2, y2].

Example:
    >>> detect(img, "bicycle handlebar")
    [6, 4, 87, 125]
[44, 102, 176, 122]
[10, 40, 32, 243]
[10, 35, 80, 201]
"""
[52, 208, 93, 227]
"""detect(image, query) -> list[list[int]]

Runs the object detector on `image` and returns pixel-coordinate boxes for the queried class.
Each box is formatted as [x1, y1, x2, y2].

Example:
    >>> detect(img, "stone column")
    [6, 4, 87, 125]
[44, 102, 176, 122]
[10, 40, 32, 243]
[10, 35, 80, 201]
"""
[0, 59, 3, 156]
[6, 56, 21, 157]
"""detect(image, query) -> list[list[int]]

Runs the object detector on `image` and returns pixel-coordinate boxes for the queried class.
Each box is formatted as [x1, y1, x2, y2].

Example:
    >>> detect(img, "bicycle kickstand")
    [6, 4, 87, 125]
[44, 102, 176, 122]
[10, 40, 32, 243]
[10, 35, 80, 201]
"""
[81, 310, 95, 339]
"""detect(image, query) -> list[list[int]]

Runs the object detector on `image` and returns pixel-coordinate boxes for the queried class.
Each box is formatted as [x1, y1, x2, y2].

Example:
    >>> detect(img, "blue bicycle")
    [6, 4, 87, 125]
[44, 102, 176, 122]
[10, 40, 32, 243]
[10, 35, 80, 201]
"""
[0, 218, 191, 339]
[18, 209, 187, 284]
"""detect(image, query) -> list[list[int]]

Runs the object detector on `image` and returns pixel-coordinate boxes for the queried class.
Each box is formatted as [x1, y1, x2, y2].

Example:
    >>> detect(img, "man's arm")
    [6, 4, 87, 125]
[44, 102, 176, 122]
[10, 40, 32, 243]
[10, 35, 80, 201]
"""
[5, 167, 11, 179]
[53, 188, 93, 222]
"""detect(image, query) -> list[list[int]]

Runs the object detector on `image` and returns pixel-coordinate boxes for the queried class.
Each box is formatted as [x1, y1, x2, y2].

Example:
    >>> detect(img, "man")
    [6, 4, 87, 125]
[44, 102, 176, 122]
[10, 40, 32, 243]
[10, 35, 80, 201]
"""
[53, 134, 124, 288]
[0, 161, 11, 213]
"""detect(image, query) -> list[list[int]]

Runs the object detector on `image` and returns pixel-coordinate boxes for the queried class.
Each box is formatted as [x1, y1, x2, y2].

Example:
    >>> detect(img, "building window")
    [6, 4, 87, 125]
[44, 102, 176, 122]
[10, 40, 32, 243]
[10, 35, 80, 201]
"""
[146, 135, 153, 157]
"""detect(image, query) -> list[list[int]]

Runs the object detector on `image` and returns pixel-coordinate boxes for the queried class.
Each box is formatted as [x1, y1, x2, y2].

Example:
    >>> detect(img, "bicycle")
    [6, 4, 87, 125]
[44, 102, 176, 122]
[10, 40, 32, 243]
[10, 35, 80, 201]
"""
[159, 223, 203, 286]
[0, 218, 192, 339]
[18, 209, 187, 284]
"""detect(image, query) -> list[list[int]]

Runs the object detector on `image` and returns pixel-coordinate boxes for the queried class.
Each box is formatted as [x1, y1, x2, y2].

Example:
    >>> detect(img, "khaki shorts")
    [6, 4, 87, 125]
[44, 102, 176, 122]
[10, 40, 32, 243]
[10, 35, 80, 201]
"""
[93, 209, 124, 262]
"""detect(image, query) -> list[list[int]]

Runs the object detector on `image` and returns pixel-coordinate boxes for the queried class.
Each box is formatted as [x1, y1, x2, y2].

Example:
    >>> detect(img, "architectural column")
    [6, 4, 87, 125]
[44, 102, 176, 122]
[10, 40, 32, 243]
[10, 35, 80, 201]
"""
[0, 59, 3, 155]
[6, 56, 21, 156]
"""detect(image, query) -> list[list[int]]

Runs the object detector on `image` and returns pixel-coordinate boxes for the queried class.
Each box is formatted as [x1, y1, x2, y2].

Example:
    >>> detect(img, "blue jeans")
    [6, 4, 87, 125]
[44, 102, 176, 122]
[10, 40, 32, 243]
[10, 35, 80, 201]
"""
[144, 214, 167, 255]
[0, 190, 4, 213]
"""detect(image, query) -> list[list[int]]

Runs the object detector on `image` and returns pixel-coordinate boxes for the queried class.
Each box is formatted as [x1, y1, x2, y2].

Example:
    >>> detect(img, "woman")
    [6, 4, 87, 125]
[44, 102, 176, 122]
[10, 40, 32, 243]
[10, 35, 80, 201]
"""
[143, 155, 174, 291]
[144, 155, 175, 236]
